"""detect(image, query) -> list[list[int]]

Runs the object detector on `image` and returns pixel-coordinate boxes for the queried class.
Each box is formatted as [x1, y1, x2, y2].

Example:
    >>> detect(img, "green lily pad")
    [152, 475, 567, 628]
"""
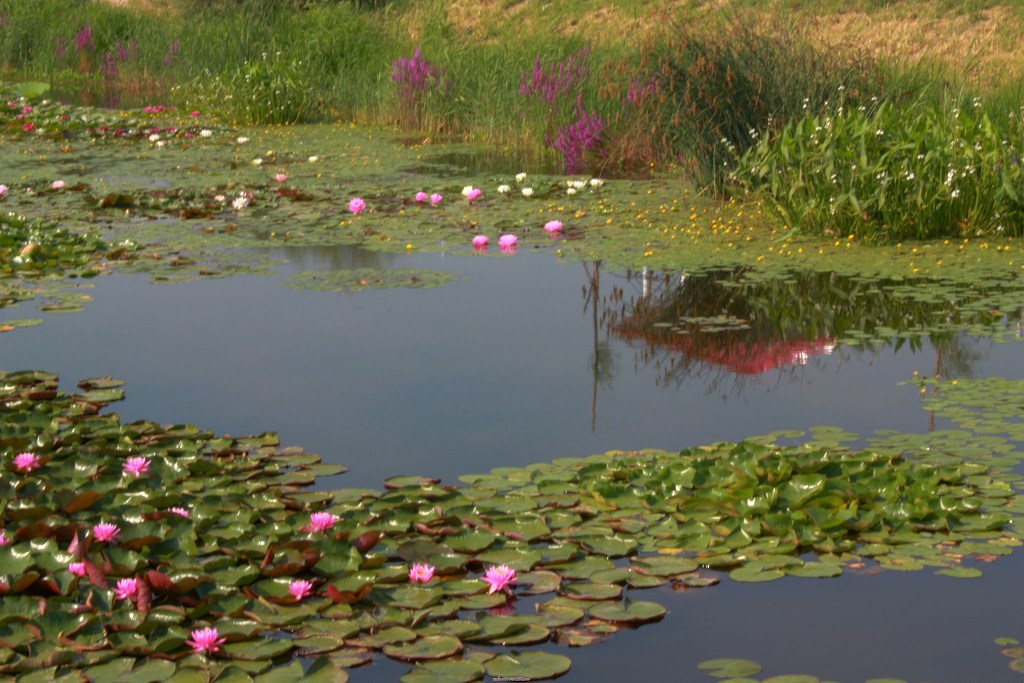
[382, 635, 463, 662]
[483, 652, 571, 680]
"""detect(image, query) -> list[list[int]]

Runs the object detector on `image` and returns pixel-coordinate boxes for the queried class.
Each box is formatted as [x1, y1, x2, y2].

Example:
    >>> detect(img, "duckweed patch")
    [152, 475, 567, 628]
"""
[283, 268, 456, 293]
[1, 371, 1021, 680]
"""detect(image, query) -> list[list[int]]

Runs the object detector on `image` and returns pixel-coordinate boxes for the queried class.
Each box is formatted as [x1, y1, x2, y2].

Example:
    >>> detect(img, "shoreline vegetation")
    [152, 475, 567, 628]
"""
[2, 0, 1024, 240]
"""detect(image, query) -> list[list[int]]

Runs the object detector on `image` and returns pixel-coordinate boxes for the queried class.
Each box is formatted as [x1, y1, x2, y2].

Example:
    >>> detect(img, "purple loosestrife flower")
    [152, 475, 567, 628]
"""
[408, 563, 435, 583]
[289, 579, 314, 600]
[114, 577, 138, 601]
[93, 522, 120, 543]
[75, 21, 94, 52]
[14, 451, 40, 473]
[186, 627, 226, 654]
[481, 565, 517, 594]
[123, 457, 150, 478]
[547, 97, 606, 174]
[55, 36, 67, 59]
[519, 46, 591, 106]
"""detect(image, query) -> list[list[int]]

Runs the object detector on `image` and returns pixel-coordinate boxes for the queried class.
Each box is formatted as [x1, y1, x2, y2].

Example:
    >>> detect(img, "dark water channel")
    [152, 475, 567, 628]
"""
[3, 246, 1023, 682]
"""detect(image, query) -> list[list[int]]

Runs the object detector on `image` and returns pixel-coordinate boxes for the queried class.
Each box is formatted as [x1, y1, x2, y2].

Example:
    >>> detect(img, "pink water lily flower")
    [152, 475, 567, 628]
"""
[274, 173, 287, 183]
[348, 197, 366, 214]
[498, 234, 518, 248]
[93, 522, 120, 543]
[308, 511, 339, 534]
[13, 451, 40, 473]
[186, 626, 226, 654]
[408, 563, 435, 583]
[430, 193, 442, 205]
[168, 507, 190, 518]
[544, 220, 563, 232]
[69, 562, 86, 577]
[482, 564, 517, 594]
[114, 577, 138, 601]
[51, 180, 65, 190]
[122, 456, 150, 478]
[289, 579, 314, 600]
[0, 184, 8, 198]
[471, 235, 489, 247]
[415, 191, 428, 202]
[465, 187, 482, 202]
[0, 531, 11, 546]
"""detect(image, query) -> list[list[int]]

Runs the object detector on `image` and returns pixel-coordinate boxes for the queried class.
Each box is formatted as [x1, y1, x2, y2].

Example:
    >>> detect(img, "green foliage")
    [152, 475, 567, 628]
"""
[645, 15, 890, 193]
[730, 93, 1024, 241]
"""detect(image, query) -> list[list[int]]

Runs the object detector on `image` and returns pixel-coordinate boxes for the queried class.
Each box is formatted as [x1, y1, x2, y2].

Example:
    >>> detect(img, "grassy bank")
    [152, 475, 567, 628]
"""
[1, 0, 1023, 240]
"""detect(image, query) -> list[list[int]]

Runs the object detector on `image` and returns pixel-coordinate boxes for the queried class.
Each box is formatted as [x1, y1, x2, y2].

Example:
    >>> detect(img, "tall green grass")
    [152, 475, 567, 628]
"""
[729, 91, 1024, 240]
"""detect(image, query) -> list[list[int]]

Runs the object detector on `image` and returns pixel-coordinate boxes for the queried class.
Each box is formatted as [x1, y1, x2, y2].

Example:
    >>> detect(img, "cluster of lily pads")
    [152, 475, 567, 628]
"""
[1, 369, 1021, 681]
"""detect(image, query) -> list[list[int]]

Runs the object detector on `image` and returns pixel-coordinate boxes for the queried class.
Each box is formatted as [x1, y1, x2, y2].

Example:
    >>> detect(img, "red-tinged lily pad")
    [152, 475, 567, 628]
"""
[382, 635, 463, 662]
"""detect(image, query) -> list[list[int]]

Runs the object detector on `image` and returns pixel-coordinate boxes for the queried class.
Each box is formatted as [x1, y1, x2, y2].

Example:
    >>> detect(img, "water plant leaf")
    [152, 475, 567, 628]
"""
[483, 652, 571, 680]
[697, 658, 763, 678]
[399, 659, 484, 683]
[382, 635, 463, 662]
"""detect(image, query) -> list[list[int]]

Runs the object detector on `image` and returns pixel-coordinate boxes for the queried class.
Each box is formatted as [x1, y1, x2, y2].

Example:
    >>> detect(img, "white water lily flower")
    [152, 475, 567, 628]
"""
[521, 187, 534, 197]
[461, 185, 474, 197]
[148, 133, 160, 142]
[497, 184, 511, 194]
[252, 157, 263, 166]
[566, 188, 577, 195]
[156, 140, 166, 148]
[589, 178, 604, 188]
[236, 136, 249, 144]
[200, 129, 212, 138]
[515, 172, 526, 183]
[308, 155, 319, 163]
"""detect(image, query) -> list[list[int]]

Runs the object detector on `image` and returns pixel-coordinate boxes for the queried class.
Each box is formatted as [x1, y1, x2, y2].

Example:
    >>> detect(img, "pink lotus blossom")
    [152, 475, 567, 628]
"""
[93, 522, 120, 543]
[274, 173, 287, 183]
[289, 579, 314, 600]
[348, 197, 366, 214]
[114, 577, 138, 601]
[168, 507, 190, 518]
[471, 235, 489, 247]
[415, 191, 428, 202]
[0, 531, 11, 546]
[430, 193, 442, 205]
[51, 180, 65, 190]
[498, 234, 518, 248]
[308, 511, 339, 534]
[408, 563, 435, 583]
[544, 220, 563, 232]
[186, 626, 226, 654]
[13, 451, 40, 473]
[69, 562, 86, 577]
[122, 457, 150, 478]
[481, 564, 517, 594]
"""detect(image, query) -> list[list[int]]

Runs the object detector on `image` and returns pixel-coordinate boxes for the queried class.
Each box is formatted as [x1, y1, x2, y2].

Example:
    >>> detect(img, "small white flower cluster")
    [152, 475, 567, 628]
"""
[231, 191, 253, 210]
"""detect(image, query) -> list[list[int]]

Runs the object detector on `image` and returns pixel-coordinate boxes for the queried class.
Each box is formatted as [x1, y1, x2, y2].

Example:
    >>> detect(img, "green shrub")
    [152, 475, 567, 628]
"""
[729, 93, 1024, 241]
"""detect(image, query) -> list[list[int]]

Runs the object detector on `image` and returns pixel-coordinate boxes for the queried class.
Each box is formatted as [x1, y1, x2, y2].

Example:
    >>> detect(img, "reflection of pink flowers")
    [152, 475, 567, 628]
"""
[348, 197, 366, 214]
[415, 191, 428, 202]
[471, 235, 489, 247]
[123, 457, 150, 478]
[14, 452, 40, 473]
[544, 220, 563, 232]
[187, 627, 226, 654]
[430, 193, 442, 205]
[289, 579, 314, 600]
[408, 563, 435, 583]
[498, 234, 518, 248]
[0, 531, 11, 546]
[308, 512, 339, 534]
[482, 565, 517, 594]
[274, 173, 287, 183]
[114, 577, 138, 601]
[69, 562, 86, 577]
[93, 522, 120, 543]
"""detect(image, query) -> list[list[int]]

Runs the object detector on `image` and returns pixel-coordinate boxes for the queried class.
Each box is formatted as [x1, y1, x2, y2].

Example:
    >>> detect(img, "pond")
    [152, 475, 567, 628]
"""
[4, 247, 1024, 682]
[1, 105, 1024, 682]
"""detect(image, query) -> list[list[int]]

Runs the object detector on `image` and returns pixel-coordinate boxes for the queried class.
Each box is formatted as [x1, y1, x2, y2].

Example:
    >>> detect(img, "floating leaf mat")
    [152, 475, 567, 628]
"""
[1, 371, 1021, 680]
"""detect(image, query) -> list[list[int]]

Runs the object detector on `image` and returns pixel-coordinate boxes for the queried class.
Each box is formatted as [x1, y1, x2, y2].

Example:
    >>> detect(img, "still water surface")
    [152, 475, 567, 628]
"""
[3, 247, 1022, 681]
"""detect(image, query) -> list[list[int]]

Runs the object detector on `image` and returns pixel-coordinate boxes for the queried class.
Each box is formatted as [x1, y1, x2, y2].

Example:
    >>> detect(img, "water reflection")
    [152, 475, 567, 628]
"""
[590, 265, 1020, 396]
